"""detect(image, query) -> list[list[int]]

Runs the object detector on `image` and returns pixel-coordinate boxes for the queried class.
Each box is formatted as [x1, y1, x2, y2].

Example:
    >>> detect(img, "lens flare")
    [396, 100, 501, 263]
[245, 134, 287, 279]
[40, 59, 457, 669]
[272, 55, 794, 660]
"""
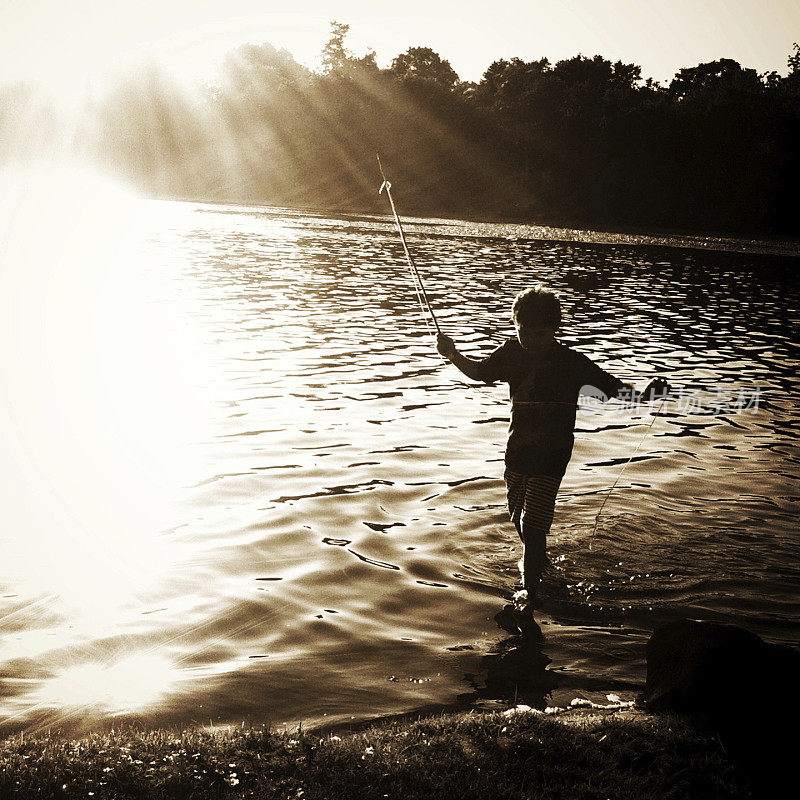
[36, 653, 179, 714]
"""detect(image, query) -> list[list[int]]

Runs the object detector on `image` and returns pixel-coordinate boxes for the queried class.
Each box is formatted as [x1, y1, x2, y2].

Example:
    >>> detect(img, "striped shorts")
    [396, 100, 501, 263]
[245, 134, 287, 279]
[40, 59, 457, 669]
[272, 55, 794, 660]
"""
[504, 469, 562, 588]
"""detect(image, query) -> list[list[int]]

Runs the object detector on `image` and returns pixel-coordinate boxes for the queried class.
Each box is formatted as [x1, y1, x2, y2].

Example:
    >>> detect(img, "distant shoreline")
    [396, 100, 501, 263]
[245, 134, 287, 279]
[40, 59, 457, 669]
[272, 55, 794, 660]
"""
[155, 193, 800, 258]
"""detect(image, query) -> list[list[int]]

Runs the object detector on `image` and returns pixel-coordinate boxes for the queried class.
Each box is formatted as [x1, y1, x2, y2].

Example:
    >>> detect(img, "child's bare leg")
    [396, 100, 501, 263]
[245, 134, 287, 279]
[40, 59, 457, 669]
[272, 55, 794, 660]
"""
[522, 530, 547, 596]
[517, 474, 561, 607]
[504, 468, 526, 578]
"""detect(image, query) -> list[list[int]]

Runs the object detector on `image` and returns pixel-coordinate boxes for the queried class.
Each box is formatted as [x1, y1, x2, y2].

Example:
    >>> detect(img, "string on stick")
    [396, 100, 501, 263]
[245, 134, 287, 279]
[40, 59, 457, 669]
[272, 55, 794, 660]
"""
[588, 395, 667, 550]
[377, 155, 441, 335]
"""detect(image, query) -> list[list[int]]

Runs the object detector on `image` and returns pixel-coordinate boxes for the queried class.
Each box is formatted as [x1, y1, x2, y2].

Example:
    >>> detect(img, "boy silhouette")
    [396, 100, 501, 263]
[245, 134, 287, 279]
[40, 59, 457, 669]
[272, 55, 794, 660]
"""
[437, 285, 667, 630]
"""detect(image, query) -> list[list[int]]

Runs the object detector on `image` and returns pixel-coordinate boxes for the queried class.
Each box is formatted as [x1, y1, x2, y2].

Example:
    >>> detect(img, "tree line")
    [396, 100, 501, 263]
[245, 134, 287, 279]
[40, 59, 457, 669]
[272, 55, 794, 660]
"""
[3, 23, 799, 236]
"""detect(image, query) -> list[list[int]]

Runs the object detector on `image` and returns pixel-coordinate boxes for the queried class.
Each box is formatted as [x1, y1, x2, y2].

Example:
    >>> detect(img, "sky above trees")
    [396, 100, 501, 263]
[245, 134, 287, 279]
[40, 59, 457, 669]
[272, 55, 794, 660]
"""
[2, 0, 798, 96]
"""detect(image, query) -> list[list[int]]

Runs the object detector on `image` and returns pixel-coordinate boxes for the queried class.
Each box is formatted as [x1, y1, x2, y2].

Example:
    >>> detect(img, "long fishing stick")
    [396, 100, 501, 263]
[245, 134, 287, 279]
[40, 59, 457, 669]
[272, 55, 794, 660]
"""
[375, 159, 669, 548]
[377, 155, 441, 335]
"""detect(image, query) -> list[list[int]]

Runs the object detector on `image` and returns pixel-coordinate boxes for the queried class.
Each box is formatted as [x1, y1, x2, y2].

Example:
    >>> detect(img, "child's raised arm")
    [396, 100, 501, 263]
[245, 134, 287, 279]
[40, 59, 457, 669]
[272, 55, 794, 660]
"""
[437, 333, 491, 383]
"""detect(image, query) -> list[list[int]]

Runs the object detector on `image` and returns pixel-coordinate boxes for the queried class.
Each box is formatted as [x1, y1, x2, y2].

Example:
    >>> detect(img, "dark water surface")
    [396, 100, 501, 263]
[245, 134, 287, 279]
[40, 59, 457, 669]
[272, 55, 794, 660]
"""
[1, 196, 798, 735]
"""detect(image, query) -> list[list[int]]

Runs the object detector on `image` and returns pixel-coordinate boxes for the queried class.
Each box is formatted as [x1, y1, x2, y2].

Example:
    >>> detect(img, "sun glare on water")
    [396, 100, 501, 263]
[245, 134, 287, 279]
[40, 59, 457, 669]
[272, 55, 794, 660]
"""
[35, 653, 179, 715]
[0, 165, 214, 623]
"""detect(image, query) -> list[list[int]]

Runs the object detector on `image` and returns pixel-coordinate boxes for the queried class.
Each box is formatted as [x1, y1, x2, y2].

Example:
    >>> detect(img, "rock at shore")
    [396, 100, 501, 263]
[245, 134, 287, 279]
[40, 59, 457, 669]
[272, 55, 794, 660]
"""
[644, 619, 800, 797]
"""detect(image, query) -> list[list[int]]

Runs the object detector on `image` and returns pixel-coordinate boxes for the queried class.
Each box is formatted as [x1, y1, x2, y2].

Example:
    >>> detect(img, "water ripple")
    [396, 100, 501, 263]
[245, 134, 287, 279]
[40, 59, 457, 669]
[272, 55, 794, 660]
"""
[2, 201, 797, 735]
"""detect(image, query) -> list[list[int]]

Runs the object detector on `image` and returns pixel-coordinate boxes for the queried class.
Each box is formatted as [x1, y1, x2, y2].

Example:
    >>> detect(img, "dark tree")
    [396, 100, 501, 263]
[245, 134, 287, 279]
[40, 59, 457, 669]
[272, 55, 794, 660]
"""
[390, 47, 460, 88]
[321, 21, 352, 74]
[668, 58, 762, 102]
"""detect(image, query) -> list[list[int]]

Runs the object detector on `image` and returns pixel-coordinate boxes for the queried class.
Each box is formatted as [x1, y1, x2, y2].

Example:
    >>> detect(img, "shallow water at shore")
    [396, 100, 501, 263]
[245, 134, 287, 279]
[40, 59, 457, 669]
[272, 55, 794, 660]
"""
[1, 193, 798, 735]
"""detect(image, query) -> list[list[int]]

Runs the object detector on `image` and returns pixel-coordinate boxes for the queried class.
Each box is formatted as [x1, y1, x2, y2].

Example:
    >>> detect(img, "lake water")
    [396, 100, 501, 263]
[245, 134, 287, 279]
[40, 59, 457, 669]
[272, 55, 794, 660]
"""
[1, 185, 799, 736]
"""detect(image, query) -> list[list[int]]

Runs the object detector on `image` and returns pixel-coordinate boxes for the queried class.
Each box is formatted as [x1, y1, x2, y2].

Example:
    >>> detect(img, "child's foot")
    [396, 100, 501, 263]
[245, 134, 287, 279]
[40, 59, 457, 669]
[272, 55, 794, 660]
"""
[511, 604, 542, 639]
[495, 604, 522, 636]
[494, 603, 543, 639]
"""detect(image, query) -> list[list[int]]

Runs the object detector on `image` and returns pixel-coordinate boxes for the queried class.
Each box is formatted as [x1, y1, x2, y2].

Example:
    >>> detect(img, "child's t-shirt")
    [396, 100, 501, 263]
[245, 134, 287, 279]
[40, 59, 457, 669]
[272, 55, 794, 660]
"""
[476, 338, 623, 477]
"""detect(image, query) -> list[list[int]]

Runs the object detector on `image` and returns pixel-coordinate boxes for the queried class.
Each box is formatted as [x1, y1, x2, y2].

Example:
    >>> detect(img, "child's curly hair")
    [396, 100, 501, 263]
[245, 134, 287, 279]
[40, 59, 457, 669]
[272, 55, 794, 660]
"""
[511, 285, 562, 329]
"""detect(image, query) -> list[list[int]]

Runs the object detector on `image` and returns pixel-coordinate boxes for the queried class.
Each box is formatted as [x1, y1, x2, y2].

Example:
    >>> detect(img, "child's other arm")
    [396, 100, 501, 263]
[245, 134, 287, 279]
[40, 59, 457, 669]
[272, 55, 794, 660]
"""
[615, 378, 671, 403]
[581, 352, 670, 403]
[437, 333, 491, 382]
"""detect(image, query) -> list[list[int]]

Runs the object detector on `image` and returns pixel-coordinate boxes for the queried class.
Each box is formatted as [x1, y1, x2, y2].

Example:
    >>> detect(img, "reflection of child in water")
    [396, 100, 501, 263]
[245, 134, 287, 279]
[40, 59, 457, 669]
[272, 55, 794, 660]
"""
[437, 285, 667, 622]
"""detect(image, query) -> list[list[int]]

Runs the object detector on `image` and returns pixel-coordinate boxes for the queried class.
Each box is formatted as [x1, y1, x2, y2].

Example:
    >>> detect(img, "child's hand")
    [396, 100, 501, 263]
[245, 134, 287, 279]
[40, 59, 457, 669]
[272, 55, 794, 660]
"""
[437, 333, 457, 361]
[642, 377, 671, 401]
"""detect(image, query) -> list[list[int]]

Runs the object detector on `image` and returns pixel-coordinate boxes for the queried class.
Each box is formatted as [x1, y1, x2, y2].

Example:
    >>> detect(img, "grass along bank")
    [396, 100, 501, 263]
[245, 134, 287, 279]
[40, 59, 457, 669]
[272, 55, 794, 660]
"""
[1, 705, 748, 799]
